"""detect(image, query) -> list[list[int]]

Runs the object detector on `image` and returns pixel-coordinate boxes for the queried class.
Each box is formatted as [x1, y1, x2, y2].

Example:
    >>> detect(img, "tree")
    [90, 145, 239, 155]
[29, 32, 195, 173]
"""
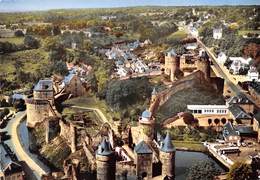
[221, 118, 227, 125]
[214, 118, 220, 126]
[227, 162, 253, 180]
[183, 112, 195, 126]
[52, 25, 61, 36]
[14, 30, 24, 37]
[24, 35, 40, 49]
[13, 99, 26, 112]
[208, 119, 212, 126]
[51, 61, 68, 76]
[187, 161, 220, 180]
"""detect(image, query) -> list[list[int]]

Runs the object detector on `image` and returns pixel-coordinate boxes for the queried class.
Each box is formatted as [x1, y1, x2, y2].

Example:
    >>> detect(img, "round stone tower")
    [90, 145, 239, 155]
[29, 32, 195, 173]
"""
[160, 132, 176, 180]
[139, 110, 155, 142]
[196, 51, 210, 81]
[96, 139, 116, 180]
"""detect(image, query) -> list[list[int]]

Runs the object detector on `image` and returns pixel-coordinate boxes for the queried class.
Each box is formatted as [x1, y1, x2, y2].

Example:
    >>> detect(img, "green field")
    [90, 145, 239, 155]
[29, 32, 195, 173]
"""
[0, 37, 24, 44]
[173, 140, 207, 152]
[0, 48, 49, 81]
[238, 30, 260, 36]
[167, 30, 187, 40]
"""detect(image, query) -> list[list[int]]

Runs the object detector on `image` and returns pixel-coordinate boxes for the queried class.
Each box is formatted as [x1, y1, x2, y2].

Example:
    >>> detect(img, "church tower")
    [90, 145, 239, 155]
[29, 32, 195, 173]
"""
[160, 132, 176, 180]
[96, 138, 116, 180]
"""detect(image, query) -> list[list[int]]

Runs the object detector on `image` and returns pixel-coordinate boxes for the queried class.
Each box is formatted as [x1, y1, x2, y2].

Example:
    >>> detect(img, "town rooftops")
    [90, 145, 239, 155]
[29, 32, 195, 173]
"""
[229, 57, 251, 65]
[134, 141, 152, 154]
[228, 105, 252, 120]
[249, 82, 260, 94]
[160, 132, 175, 153]
[63, 73, 75, 85]
[223, 121, 240, 138]
[0, 143, 22, 176]
[34, 79, 53, 91]
[96, 139, 113, 156]
[236, 125, 255, 135]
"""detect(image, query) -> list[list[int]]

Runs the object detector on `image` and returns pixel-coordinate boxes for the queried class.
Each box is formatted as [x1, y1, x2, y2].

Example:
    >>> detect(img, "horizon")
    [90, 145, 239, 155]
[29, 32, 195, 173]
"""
[0, 0, 259, 12]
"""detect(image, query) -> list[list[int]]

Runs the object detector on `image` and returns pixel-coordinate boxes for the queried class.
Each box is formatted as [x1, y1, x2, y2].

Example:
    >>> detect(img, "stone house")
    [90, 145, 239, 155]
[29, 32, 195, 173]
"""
[0, 143, 25, 180]
[63, 73, 86, 97]
[229, 57, 251, 75]
[213, 28, 223, 39]
[223, 121, 241, 144]
[248, 66, 259, 82]
[217, 52, 227, 64]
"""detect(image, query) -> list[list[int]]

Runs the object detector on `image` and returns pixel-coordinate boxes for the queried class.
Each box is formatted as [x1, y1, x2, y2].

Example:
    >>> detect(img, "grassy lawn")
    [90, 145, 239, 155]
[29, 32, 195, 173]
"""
[63, 95, 121, 121]
[156, 85, 225, 121]
[173, 140, 207, 152]
[0, 37, 24, 44]
[0, 48, 49, 81]
[167, 30, 187, 40]
[238, 30, 260, 36]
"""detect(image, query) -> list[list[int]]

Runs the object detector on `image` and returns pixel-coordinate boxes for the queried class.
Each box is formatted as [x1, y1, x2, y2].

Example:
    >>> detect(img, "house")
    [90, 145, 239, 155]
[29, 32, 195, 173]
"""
[0, 25, 6, 29]
[213, 28, 223, 39]
[63, 73, 86, 97]
[228, 105, 252, 125]
[116, 67, 128, 77]
[247, 66, 259, 82]
[229, 57, 251, 75]
[189, 27, 199, 38]
[217, 52, 227, 64]
[187, 105, 229, 115]
[226, 94, 254, 114]
[248, 82, 260, 106]
[184, 43, 198, 50]
[0, 143, 25, 180]
[222, 121, 241, 144]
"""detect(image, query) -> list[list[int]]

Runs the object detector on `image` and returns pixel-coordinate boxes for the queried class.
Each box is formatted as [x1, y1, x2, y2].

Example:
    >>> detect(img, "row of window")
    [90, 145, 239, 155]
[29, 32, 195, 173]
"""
[191, 109, 227, 114]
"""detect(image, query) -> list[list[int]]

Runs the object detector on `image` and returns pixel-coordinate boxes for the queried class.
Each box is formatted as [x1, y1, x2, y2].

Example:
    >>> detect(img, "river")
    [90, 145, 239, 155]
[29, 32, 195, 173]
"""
[175, 151, 226, 180]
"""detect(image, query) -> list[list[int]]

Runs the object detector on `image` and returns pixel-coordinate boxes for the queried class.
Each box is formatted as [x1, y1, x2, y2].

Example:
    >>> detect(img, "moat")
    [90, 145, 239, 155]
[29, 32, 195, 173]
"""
[175, 151, 226, 180]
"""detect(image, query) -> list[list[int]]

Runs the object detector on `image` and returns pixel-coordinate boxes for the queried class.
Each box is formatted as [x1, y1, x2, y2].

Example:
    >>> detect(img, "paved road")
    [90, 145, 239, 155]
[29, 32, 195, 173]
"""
[71, 106, 117, 130]
[1, 111, 50, 179]
[197, 38, 258, 108]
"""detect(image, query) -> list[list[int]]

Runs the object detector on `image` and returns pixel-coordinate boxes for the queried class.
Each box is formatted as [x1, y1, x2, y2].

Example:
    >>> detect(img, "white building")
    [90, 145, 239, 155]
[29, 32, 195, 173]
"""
[217, 52, 227, 64]
[248, 66, 259, 82]
[229, 57, 251, 75]
[189, 27, 199, 38]
[213, 28, 223, 39]
[187, 105, 229, 115]
[116, 67, 128, 77]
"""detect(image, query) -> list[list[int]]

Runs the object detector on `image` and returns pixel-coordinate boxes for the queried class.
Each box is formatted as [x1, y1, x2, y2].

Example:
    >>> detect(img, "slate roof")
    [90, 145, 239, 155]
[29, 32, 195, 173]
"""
[0, 143, 22, 175]
[236, 126, 255, 134]
[227, 94, 254, 105]
[228, 105, 252, 120]
[96, 138, 113, 156]
[167, 49, 177, 56]
[249, 82, 260, 94]
[141, 110, 152, 119]
[223, 122, 240, 139]
[160, 132, 175, 153]
[63, 73, 75, 85]
[134, 141, 152, 154]
[34, 79, 53, 91]
[152, 88, 157, 95]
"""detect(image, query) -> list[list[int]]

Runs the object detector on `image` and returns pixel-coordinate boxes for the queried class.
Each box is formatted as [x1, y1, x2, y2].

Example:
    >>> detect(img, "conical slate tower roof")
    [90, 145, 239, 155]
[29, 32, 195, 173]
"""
[97, 138, 113, 156]
[152, 87, 157, 95]
[160, 132, 175, 153]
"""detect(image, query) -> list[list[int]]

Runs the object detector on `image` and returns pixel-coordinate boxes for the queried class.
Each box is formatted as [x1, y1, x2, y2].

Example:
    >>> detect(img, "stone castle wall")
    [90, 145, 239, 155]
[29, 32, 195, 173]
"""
[96, 154, 116, 180]
[26, 100, 53, 128]
[160, 151, 175, 179]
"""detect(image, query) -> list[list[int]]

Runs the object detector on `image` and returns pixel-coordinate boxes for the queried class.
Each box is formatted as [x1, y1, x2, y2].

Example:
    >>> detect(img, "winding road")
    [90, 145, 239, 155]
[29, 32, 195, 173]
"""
[1, 111, 50, 179]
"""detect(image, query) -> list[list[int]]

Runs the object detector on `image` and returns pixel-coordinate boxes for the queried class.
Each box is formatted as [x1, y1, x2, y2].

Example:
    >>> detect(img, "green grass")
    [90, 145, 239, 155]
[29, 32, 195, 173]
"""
[0, 48, 49, 81]
[63, 95, 120, 121]
[167, 30, 187, 40]
[0, 37, 24, 44]
[238, 30, 260, 36]
[173, 140, 207, 152]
